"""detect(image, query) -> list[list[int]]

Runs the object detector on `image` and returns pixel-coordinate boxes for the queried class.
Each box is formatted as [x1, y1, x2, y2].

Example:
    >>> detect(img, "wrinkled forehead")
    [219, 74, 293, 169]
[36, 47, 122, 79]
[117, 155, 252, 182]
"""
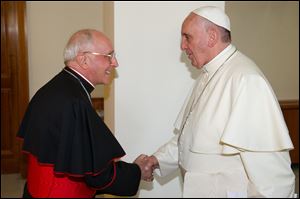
[92, 32, 113, 52]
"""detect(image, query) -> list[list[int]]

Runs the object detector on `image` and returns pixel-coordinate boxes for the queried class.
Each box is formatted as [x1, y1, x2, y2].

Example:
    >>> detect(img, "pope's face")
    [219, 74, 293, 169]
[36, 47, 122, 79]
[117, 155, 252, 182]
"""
[181, 14, 210, 69]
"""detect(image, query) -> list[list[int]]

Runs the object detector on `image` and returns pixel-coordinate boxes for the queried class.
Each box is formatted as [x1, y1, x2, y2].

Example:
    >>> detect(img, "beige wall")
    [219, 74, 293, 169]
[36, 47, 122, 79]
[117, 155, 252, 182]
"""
[103, 1, 115, 131]
[26, 2, 299, 100]
[226, 1, 299, 100]
[26, 1, 104, 99]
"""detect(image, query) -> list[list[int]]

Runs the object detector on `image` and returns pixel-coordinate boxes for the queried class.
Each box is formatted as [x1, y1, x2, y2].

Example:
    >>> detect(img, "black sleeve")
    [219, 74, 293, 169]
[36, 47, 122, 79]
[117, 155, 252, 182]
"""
[85, 161, 141, 196]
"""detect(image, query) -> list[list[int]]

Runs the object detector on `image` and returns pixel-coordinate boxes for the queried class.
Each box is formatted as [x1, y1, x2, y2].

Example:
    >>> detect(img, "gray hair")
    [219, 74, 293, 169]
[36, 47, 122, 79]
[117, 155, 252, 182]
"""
[202, 19, 231, 43]
[219, 28, 231, 43]
[63, 29, 95, 64]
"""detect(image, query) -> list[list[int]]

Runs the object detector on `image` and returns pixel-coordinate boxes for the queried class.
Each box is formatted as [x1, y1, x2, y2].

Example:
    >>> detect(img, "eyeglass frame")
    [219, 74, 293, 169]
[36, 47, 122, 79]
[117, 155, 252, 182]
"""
[82, 51, 116, 62]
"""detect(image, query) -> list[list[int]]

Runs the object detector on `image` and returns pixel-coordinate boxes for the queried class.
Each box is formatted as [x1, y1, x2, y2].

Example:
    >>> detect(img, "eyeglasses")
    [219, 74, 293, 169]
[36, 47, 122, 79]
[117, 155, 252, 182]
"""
[82, 51, 116, 62]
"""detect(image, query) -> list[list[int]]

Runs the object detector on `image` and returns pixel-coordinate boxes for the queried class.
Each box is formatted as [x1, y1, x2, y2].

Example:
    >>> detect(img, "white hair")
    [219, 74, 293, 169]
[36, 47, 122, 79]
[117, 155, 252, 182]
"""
[63, 29, 95, 64]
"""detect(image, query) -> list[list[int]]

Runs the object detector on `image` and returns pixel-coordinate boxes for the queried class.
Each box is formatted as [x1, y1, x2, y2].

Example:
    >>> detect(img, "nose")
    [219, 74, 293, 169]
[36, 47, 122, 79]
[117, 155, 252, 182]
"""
[111, 57, 119, 67]
[180, 38, 187, 51]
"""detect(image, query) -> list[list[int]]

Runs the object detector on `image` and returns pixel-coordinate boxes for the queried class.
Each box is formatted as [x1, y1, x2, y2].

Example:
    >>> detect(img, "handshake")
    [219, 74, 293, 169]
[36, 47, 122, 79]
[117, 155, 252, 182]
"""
[133, 154, 159, 182]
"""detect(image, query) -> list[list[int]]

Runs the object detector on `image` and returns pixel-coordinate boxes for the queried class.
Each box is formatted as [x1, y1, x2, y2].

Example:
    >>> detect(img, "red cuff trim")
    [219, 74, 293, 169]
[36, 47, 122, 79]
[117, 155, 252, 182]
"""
[92, 160, 117, 190]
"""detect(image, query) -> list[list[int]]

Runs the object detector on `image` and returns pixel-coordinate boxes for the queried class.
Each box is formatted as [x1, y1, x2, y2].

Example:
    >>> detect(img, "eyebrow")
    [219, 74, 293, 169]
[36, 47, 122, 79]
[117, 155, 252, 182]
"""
[107, 50, 115, 55]
[182, 33, 191, 38]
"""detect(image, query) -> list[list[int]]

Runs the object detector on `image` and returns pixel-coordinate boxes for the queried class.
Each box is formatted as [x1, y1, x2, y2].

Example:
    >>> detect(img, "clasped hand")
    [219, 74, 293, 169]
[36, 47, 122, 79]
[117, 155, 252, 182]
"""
[134, 154, 159, 182]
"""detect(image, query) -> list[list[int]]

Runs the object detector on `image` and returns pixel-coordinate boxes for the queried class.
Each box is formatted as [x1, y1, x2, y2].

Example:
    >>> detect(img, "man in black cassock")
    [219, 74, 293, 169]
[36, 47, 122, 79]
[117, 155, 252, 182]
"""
[17, 29, 150, 198]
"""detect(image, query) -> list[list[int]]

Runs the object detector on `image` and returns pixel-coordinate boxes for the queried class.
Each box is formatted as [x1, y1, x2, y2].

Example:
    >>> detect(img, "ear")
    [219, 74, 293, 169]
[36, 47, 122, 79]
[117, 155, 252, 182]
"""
[207, 28, 218, 47]
[75, 54, 89, 69]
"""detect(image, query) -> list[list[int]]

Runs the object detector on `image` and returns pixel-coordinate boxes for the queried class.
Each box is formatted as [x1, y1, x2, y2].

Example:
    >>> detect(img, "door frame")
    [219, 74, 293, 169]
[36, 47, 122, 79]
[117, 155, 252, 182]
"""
[1, 1, 29, 177]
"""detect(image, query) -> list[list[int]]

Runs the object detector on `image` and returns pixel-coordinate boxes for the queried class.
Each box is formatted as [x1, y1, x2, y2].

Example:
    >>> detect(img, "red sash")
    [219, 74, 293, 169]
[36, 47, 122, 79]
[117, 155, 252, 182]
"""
[27, 154, 96, 198]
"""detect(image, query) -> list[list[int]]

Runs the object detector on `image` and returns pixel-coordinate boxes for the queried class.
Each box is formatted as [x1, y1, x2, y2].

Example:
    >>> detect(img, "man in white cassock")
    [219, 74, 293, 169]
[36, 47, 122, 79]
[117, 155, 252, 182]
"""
[142, 6, 295, 198]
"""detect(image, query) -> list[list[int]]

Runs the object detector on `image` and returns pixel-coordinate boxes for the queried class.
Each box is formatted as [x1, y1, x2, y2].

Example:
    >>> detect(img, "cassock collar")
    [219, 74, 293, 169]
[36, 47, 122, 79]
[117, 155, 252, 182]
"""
[201, 44, 237, 78]
[63, 66, 94, 94]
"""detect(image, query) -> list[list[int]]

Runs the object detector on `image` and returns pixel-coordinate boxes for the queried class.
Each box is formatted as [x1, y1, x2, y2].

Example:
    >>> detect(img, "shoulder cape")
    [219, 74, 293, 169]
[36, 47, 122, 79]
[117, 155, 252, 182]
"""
[17, 70, 125, 176]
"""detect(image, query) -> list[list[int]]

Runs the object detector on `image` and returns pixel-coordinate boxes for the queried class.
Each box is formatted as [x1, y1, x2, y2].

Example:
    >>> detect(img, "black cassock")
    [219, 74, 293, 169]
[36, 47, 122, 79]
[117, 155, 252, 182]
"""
[17, 66, 141, 196]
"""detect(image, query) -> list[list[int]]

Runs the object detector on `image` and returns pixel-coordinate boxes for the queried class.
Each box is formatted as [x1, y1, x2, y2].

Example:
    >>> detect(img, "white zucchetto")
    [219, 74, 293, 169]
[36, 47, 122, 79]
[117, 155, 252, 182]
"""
[192, 6, 231, 31]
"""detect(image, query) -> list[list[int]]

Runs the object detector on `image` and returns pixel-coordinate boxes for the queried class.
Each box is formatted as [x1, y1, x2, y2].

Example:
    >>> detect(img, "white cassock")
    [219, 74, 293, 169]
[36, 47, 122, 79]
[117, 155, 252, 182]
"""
[153, 44, 295, 198]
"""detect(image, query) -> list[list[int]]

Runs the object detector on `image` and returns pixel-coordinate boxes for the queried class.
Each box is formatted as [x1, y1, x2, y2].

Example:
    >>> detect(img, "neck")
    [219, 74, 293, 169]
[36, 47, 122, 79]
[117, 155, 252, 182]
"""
[66, 65, 95, 88]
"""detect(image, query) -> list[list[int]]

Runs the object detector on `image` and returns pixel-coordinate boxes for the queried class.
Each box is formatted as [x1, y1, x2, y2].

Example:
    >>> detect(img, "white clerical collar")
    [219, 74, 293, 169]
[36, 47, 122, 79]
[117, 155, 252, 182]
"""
[202, 44, 237, 77]
[68, 67, 95, 88]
